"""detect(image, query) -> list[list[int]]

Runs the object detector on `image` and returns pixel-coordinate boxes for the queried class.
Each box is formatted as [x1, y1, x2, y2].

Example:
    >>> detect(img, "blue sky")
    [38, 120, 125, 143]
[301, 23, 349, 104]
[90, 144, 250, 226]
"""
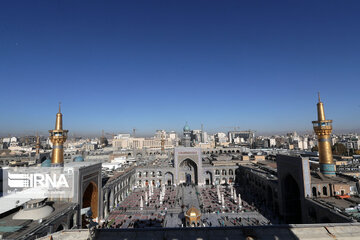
[1, 1, 360, 136]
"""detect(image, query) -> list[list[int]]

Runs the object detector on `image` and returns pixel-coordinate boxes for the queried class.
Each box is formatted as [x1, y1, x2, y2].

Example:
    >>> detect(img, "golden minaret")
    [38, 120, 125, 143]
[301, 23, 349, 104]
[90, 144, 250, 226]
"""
[35, 133, 40, 154]
[161, 132, 165, 153]
[49, 103, 68, 166]
[312, 93, 335, 176]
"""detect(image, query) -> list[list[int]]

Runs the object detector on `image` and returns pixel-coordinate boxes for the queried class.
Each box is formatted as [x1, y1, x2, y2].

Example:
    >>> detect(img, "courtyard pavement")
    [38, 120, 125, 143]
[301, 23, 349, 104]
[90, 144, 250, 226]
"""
[104, 184, 271, 229]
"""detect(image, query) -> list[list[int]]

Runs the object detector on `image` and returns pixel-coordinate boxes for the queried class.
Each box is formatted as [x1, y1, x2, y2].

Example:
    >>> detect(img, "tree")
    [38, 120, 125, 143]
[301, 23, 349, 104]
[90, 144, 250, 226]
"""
[311, 146, 318, 152]
[332, 143, 347, 156]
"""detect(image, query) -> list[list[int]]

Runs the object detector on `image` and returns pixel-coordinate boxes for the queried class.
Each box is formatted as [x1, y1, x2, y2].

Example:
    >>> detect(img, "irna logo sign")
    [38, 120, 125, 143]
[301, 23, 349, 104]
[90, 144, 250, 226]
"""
[3, 167, 75, 199]
[8, 173, 69, 188]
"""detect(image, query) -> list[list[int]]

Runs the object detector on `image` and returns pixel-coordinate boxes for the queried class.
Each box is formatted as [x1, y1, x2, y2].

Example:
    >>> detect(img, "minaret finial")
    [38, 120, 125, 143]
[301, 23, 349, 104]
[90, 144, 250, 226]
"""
[318, 92, 321, 103]
[58, 102, 61, 113]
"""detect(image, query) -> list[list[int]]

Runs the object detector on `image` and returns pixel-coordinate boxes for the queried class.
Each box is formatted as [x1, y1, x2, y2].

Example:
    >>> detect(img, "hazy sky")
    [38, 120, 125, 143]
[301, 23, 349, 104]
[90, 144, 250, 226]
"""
[1, 1, 360, 136]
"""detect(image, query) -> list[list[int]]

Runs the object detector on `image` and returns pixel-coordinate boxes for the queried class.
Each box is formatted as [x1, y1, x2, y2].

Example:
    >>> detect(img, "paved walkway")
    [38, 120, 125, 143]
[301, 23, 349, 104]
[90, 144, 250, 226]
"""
[182, 185, 200, 208]
[164, 212, 183, 227]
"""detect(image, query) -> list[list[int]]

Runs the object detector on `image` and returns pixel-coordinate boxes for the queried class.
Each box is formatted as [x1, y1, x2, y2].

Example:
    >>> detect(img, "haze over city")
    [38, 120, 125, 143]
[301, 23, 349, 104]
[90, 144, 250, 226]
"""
[1, 1, 360, 136]
[3, 1, 360, 240]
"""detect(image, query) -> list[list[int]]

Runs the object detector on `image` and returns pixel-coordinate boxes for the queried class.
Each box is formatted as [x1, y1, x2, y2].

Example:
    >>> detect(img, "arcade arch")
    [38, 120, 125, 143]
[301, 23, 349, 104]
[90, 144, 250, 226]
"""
[205, 171, 213, 185]
[164, 172, 174, 186]
[82, 181, 98, 228]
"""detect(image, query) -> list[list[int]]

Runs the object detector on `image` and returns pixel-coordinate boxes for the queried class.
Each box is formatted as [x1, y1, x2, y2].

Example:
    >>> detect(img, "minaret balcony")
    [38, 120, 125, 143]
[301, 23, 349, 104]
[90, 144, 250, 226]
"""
[312, 120, 332, 130]
[49, 130, 68, 138]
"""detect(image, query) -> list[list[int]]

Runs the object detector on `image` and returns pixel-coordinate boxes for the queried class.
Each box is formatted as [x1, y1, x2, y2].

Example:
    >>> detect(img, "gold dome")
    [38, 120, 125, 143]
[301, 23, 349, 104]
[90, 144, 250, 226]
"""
[185, 206, 201, 218]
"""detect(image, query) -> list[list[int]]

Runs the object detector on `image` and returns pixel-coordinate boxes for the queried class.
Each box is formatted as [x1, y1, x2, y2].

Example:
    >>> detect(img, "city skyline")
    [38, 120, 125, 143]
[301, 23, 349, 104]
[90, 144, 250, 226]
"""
[3, 1, 360, 238]
[1, 110, 360, 138]
[1, 1, 360, 135]
[1, 95, 360, 137]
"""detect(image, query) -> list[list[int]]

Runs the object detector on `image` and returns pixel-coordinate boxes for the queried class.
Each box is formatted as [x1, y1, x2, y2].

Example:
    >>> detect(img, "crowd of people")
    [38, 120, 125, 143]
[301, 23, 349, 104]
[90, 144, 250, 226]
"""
[105, 185, 180, 229]
[103, 184, 272, 229]
[103, 212, 166, 229]
[202, 215, 269, 227]
[199, 186, 246, 213]
[118, 185, 179, 211]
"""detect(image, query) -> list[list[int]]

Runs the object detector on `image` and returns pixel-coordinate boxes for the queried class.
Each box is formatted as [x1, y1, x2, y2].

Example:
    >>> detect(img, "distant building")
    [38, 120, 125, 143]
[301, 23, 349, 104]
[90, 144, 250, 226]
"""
[214, 132, 227, 145]
[182, 123, 191, 147]
[228, 131, 255, 146]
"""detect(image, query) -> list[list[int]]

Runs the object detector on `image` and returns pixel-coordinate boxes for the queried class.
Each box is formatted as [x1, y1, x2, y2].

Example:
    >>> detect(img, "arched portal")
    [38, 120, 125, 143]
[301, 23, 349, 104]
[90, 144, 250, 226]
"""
[229, 177, 234, 184]
[322, 186, 328, 196]
[312, 187, 317, 197]
[106, 191, 111, 215]
[179, 159, 198, 185]
[109, 190, 114, 209]
[82, 181, 98, 228]
[284, 175, 302, 223]
[215, 178, 220, 185]
[205, 171, 213, 185]
[164, 172, 174, 186]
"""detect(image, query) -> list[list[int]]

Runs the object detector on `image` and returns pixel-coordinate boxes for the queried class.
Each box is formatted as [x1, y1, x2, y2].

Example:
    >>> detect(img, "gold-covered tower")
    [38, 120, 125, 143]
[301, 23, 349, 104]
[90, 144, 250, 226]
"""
[35, 133, 40, 155]
[312, 93, 335, 176]
[49, 103, 68, 166]
[161, 132, 165, 153]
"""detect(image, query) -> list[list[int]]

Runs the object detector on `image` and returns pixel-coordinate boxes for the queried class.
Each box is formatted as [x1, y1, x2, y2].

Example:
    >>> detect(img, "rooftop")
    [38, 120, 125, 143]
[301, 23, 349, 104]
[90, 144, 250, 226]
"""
[40, 223, 360, 240]
[0, 201, 76, 239]
[310, 172, 357, 184]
